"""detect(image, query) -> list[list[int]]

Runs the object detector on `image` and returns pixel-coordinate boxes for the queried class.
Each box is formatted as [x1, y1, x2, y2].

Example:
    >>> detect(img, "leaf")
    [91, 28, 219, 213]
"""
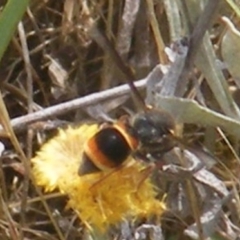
[155, 96, 240, 139]
[0, 0, 30, 61]
[221, 16, 240, 87]
[184, 194, 223, 239]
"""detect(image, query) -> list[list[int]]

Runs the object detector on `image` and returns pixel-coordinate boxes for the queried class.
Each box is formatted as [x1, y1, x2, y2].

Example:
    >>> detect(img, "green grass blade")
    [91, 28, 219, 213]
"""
[0, 0, 30, 61]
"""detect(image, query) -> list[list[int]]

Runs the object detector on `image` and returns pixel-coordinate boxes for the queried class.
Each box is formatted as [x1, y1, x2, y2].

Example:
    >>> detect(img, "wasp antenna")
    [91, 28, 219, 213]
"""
[125, 78, 148, 112]
[89, 24, 147, 112]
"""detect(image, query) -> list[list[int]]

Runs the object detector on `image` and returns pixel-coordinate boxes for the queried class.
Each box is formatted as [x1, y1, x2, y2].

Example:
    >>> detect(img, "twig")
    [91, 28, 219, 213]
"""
[88, 20, 147, 111]
[18, 21, 34, 239]
[176, 0, 221, 96]
[0, 79, 146, 135]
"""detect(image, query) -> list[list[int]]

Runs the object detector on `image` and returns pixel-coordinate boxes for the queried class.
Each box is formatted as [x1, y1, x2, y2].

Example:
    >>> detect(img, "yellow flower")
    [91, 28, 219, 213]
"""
[32, 124, 165, 231]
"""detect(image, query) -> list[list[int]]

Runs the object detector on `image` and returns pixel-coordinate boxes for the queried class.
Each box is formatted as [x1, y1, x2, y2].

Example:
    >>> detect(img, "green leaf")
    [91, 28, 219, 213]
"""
[0, 0, 30, 62]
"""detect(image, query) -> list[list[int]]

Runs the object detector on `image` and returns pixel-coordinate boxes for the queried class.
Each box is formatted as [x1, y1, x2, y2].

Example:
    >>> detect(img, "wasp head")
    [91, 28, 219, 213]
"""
[131, 109, 176, 161]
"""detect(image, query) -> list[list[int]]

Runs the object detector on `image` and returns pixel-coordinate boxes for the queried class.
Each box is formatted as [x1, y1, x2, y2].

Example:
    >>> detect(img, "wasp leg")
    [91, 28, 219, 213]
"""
[136, 164, 155, 190]
[89, 165, 125, 191]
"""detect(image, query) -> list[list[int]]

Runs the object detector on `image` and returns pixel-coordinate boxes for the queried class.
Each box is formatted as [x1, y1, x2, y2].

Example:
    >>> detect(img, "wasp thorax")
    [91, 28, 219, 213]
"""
[131, 109, 176, 157]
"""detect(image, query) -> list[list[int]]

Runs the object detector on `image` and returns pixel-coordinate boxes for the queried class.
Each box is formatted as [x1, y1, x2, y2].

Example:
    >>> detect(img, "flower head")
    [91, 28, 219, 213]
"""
[32, 124, 165, 231]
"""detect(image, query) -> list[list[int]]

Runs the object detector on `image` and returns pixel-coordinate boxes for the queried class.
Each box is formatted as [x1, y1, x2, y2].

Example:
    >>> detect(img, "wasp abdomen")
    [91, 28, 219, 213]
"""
[95, 128, 131, 166]
[79, 127, 133, 175]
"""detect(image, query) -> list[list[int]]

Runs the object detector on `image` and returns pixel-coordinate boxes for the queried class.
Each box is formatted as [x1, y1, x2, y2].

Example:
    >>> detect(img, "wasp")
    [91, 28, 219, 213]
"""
[78, 33, 178, 176]
[78, 106, 176, 176]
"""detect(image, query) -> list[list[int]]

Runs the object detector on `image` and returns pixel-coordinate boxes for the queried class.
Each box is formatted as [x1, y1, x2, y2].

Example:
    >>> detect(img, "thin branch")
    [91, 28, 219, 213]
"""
[18, 21, 32, 233]
[88, 20, 147, 111]
[0, 79, 146, 135]
[176, 0, 221, 96]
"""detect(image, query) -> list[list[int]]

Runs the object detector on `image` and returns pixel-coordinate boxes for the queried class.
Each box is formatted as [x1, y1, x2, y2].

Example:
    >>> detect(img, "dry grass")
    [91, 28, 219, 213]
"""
[1, 0, 240, 239]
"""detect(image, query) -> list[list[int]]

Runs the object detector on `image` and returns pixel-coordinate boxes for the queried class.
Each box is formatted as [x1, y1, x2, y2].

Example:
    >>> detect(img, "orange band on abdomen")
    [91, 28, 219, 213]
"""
[84, 135, 119, 171]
